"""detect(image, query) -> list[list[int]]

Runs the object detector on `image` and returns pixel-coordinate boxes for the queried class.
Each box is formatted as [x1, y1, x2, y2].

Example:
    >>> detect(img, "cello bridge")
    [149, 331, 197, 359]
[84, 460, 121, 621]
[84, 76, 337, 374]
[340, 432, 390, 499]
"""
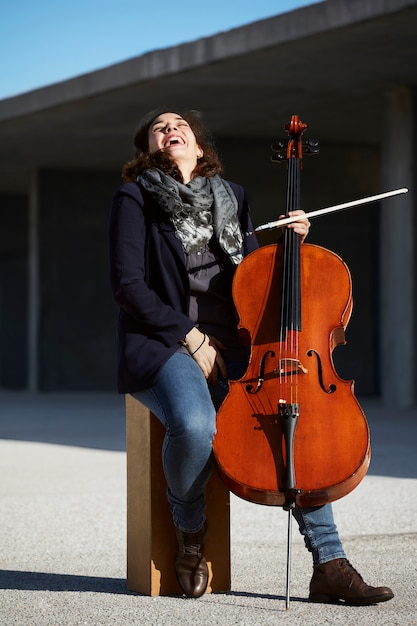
[275, 358, 308, 377]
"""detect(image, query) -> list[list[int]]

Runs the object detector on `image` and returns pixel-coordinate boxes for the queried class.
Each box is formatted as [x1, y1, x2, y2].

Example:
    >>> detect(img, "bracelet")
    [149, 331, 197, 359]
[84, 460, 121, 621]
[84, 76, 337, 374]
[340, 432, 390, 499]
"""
[190, 334, 206, 356]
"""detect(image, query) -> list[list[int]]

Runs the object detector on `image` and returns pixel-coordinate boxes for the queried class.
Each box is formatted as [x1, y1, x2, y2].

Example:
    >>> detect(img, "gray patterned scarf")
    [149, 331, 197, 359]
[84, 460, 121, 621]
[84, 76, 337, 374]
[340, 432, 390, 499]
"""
[137, 169, 244, 265]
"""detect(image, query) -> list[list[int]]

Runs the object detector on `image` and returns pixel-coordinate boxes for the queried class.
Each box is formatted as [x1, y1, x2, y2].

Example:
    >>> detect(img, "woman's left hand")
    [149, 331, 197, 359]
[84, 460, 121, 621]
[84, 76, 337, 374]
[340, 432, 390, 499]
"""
[282, 210, 310, 243]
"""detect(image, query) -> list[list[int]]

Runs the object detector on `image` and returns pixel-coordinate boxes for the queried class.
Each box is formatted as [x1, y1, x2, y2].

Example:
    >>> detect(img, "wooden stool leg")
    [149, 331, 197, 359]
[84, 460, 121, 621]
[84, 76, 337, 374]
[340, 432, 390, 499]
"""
[126, 393, 231, 596]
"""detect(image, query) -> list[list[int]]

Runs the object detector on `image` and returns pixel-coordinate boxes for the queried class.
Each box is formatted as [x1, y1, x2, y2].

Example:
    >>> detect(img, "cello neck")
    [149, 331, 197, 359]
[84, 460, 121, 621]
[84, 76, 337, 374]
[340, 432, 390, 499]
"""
[280, 115, 305, 335]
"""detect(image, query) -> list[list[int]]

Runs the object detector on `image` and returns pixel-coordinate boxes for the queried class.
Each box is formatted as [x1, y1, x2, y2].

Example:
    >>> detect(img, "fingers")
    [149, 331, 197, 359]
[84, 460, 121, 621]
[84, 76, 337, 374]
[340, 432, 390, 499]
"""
[207, 357, 227, 386]
[192, 342, 215, 379]
[287, 210, 310, 243]
[210, 353, 227, 385]
[206, 335, 228, 380]
[192, 334, 228, 383]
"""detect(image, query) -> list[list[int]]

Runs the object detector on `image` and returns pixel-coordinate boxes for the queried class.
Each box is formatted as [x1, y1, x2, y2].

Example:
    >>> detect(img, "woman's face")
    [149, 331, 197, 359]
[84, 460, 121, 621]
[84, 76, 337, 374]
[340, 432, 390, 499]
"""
[147, 112, 203, 165]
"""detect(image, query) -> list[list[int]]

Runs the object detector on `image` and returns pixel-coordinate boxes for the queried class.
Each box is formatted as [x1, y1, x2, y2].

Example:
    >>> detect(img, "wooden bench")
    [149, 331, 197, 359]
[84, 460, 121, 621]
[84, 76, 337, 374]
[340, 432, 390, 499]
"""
[125, 393, 231, 596]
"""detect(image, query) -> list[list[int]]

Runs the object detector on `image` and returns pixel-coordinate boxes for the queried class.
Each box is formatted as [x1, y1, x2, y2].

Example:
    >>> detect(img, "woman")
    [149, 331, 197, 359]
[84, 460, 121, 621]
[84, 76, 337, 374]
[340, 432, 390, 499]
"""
[108, 108, 393, 603]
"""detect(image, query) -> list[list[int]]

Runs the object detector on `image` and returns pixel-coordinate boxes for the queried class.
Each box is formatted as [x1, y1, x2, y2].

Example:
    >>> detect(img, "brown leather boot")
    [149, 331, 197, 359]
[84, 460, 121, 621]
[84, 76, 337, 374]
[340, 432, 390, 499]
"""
[309, 558, 394, 604]
[175, 524, 208, 598]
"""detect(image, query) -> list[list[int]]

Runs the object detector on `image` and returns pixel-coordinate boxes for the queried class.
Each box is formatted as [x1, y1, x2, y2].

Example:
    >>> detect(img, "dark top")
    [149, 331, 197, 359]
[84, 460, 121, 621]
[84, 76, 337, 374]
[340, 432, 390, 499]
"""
[108, 180, 258, 393]
[186, 245, 241, 348]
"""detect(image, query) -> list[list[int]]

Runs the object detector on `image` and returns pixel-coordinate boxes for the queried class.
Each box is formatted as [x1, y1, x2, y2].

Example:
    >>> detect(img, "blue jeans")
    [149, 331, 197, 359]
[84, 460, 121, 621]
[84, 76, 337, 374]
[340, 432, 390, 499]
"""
[133, 351, 346, 567]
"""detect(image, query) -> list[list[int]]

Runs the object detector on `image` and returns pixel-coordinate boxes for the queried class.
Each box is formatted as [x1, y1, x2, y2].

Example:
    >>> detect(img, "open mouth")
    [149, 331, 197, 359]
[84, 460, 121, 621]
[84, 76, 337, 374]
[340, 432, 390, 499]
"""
[164, 136, 184, 147]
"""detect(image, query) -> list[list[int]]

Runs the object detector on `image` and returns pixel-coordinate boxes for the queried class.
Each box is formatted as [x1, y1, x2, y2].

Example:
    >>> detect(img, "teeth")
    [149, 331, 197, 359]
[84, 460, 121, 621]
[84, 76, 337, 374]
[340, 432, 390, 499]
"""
[166, 137, 182, 146]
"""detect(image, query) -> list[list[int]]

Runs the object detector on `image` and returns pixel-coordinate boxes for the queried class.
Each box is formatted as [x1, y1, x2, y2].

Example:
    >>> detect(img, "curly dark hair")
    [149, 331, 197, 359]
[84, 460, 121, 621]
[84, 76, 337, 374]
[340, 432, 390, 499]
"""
[122, 108, 223, 183]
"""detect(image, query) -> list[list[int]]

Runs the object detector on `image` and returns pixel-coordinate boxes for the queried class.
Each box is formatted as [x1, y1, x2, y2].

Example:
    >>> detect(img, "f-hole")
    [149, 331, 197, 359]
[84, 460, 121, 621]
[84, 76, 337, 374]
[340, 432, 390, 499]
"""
[307, 349, 336, 394]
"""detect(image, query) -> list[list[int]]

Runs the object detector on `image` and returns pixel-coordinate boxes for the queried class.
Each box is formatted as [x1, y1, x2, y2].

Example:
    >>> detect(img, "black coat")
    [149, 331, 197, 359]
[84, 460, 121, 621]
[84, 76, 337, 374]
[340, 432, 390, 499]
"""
[108, 180, 258, 393]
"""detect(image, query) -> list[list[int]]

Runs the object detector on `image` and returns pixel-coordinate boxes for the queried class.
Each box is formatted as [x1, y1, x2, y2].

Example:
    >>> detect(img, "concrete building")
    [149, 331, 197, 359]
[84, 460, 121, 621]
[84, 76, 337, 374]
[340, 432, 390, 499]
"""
[0, 0, 416, 407]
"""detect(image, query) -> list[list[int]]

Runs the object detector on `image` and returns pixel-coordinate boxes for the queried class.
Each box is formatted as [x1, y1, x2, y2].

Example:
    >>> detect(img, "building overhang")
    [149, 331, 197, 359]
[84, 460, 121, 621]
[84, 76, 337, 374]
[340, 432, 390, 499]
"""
[1, 0, 417, 193]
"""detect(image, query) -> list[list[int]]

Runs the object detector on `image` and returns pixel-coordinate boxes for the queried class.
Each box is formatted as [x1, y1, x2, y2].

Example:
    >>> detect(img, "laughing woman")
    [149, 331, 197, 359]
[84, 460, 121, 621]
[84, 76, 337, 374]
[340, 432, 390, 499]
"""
[108, 108, 393, 604]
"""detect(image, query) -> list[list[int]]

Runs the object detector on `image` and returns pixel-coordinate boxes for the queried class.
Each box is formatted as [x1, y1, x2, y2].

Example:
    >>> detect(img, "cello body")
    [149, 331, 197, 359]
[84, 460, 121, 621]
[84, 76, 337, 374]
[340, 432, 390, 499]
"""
[213, 241, 370, 508]
[213, 115, 370, 510]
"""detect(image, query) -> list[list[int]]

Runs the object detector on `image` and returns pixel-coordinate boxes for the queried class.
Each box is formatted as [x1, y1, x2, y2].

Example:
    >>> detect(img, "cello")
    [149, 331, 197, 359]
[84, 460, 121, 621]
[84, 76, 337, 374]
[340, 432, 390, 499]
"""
[213, 115, 371, 605]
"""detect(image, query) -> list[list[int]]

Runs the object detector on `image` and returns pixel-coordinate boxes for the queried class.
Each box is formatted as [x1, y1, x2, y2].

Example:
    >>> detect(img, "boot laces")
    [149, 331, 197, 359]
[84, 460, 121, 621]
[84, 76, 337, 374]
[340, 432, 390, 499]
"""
[183, 541, 202, 556]
[341, 559, 365, 587]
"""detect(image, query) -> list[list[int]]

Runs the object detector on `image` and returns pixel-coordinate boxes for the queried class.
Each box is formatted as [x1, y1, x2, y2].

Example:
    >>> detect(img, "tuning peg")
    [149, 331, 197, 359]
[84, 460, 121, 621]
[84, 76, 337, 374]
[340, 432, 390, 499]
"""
[271, 153, 287, 162]
[302, 138, 319, 155]
[271, 140, 287, 152]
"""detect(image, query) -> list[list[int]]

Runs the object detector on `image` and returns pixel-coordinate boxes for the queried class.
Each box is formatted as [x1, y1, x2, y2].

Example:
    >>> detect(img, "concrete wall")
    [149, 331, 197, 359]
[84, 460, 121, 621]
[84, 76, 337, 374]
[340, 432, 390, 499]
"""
[37, 169, 120, 391]
[0, 194, 28, 388]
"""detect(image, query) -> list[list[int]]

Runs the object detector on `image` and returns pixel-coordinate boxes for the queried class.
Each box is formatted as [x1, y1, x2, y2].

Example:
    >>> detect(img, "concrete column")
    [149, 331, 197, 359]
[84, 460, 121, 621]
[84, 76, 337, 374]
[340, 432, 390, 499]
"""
[28, 169, 39, 392]
[380, 88, 415, 407]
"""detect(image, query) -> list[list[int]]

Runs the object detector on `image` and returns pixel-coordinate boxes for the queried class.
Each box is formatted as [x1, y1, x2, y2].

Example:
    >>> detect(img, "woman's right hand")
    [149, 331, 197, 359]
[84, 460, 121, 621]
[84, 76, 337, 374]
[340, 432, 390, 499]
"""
[184, 328, 227, 384]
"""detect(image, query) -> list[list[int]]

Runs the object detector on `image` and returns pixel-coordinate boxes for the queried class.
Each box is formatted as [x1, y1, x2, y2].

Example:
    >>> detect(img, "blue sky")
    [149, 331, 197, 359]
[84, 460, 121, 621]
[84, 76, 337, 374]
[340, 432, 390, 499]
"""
[0, 0, 316, 100]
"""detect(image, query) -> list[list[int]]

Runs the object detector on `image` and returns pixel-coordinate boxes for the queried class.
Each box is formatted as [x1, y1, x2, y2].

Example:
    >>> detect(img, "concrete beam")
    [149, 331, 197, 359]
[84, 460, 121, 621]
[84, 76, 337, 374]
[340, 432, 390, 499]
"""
[380, 87, 415, 407]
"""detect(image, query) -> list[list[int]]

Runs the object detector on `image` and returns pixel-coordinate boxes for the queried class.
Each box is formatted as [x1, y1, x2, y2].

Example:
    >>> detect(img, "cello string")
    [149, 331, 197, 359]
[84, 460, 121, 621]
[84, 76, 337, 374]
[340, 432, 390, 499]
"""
[287, 156, 297, 406]
[287, 156, 294, 406]
[280, 156, 291, 405]
[280, 143, 302, 408]
[292, 155, 301, 403]
[294, 159, 300, 405]
[288, 159, 294, 405]
[279, 175, 287, 403]
[285, 153, 302, 407]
